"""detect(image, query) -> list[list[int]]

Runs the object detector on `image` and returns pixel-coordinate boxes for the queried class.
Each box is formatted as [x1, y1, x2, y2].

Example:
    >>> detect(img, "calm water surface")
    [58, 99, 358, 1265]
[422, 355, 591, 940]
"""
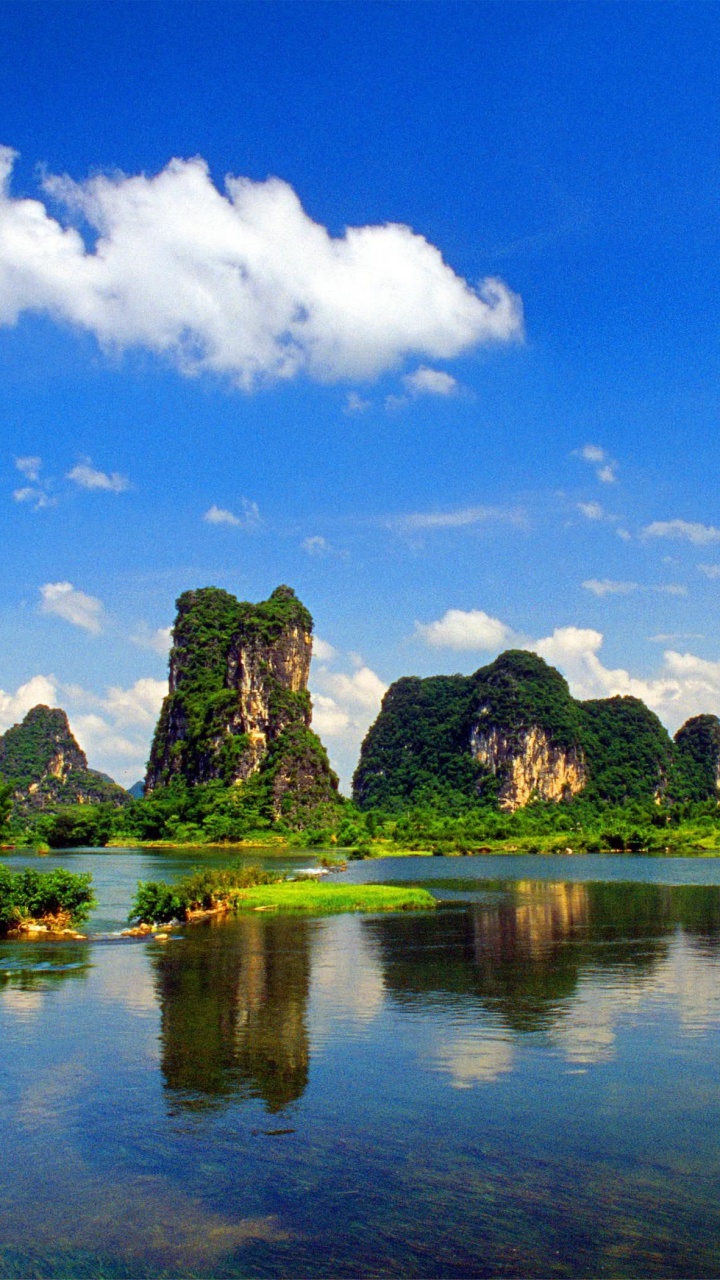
[1, 851, 720, 1277]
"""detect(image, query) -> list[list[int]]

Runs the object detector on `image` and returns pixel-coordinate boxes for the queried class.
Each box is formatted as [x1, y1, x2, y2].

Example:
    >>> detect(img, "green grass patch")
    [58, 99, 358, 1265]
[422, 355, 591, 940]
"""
[231, 882, 436, 915]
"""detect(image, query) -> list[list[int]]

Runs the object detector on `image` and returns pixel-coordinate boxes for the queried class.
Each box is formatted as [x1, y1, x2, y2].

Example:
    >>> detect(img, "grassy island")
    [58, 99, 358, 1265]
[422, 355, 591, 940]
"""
[129, 864, 435, 925]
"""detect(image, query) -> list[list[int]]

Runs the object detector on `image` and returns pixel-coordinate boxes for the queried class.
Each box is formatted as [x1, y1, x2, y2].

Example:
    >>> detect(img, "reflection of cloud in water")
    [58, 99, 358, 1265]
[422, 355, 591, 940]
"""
[95, 944, 158, 1016]
[0, 987, 45, 1018]
[434, 1032, 514, 1088]
[311, 916, 385, 1029]
[552, 940, 720, 1065]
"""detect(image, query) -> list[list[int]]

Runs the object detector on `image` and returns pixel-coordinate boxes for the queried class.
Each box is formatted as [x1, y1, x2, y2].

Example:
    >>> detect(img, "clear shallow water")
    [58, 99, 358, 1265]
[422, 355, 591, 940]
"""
[2, 853, 720, 1277]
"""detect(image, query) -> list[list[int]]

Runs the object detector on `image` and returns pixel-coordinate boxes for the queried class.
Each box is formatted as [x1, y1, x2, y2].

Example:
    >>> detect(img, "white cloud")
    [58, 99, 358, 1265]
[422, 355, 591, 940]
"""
[204, 504, 241, 526]
[67, 459, 130, 493]
[649, 632, 704, 643]
[0, 674, 58, 732]
[582, 579, 639, 597]
[577, 501, 605, 521]
[15, 455, 41, 481]
[12, 486, 52, 510]
[312, 636, 337, 663]
[310, 693, 351, 737]
[574, 443, 618, 484]
[318, 665, 388, 711]
[0, 146, 522, 388]
[698, 564, 720, 579]
[391, 504, 520, 534]
[303, 535, 330, 556]
[102, 677, 167, 727]
[39, 581, 104, 634]
[203, 498, 261, 529]
[131, 624, 173, 656]
[402, 365, 458, 396]
[642, 519, 720, 545]
[416, 607, 516, 650]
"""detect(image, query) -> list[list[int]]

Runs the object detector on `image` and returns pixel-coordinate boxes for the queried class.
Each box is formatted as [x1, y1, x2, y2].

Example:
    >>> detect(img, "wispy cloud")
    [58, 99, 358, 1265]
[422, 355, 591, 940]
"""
[67, 459, 130, 493]
[642, 519, 720, 545]
[343, 392, 371, 414]
[698, 564, 720, 579]
[131, 624, 172, 656]
[39, 581, 104, 634]
[389, 504, 523, 535]
[15, 455, 41, 481]
[582, 579, 639, 597]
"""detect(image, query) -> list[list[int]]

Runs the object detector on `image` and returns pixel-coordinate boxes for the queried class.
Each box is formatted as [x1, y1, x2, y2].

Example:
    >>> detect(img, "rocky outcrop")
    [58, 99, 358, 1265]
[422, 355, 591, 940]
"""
[470, 722, 587, 811]
[354, 649, 712, 812]
[145, 584, 339, 820]
[0, 705, 128, 812]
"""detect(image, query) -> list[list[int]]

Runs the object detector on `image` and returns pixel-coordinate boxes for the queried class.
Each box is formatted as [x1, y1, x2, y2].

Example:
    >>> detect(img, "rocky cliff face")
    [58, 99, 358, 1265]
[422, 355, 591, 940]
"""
[145, 584, 338, 820]
[0, 705, 128, 812]
[354, 649, 719, 812]
[470, 721, 587, 810]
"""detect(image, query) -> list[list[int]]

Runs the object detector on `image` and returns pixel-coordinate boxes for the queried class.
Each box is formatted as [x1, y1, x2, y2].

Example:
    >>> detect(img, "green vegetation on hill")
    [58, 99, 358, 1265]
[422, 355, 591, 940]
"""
[0, 705, 128, 814]
[354, 648, 720, 812]
[145, 583, 339, 825]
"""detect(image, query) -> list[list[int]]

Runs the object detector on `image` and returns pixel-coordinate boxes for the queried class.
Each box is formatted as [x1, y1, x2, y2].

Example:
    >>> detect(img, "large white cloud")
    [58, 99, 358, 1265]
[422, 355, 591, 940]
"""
[0, 674, 58, 732]
[0, 146, 523, 387]
[310, 655, 388, 792]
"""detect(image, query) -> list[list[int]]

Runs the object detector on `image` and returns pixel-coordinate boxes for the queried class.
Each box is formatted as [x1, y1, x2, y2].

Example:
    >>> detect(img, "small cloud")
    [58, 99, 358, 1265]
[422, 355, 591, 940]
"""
[384, 393, 407, 411]
[344, 392, 370, 414]
[698, 564, 720, 579]
[312, 636, 337, 663]
[303, 536, 331, 556]
[15, 455, 41, 481]
[67, 459, 130, 493]
[582, 579, 639, 597]
[204, 504, 240, 526]
[402, 365, 458, 397]
[654, 583, 687, 596]
[642, 519, 720, 545]
[616, 528, 631, 541]
[573, 443, 618, 484]
[416, 607, 516, 651]
[203, 499, 261, 530]
[39, 581, 104, 634]
[577, 501, 605, 521]
[13, 486, 53, 510]
[131, 624, 173, 656]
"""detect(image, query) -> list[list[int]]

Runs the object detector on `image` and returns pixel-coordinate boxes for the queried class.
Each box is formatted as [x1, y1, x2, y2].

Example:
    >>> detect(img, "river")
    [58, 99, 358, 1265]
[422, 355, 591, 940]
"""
[1, 849, 719, 1277]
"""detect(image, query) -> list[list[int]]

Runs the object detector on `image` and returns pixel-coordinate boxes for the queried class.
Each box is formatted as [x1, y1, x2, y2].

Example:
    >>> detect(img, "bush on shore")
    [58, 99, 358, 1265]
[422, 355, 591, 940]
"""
[0, 864, 95, 934]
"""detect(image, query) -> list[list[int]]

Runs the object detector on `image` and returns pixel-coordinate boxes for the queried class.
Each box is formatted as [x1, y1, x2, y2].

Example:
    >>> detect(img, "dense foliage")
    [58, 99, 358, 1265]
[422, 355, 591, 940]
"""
[0, 863, 95, 933]
[145, 583, 339, 818]
[354, 649, 720, 812]
[0, 705, 128, 814]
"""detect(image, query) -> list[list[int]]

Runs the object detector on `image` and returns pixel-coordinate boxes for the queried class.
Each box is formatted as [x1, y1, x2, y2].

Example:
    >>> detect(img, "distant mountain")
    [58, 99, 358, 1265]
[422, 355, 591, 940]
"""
[0, 705, 129, 812]
[145, 584, 340, 823]
[354, 649, 720, 812]
[128, 780, 145, 799]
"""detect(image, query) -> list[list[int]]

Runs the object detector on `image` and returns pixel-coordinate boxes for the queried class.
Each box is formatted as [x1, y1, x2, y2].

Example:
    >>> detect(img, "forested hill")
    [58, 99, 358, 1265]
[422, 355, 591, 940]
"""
[353, 650, 720, 812]
[0, 705, 128, 812]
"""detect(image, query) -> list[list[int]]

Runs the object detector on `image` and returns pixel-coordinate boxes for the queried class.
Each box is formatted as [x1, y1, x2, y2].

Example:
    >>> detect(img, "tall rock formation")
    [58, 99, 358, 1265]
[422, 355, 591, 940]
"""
[0, 705, 128, 811]
[145, 584, 339, 820]
[354, 649, 715, 812]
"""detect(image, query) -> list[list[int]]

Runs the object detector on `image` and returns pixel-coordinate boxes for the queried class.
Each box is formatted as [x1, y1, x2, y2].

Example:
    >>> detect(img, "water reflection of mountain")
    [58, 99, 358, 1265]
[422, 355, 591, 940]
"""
[153, 916, 314, 1113]
[365, 882, 720, 1032]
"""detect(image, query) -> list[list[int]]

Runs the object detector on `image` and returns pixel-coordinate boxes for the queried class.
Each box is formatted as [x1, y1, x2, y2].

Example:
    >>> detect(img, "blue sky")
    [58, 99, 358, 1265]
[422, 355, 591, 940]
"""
[3, 1, 720, 789]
